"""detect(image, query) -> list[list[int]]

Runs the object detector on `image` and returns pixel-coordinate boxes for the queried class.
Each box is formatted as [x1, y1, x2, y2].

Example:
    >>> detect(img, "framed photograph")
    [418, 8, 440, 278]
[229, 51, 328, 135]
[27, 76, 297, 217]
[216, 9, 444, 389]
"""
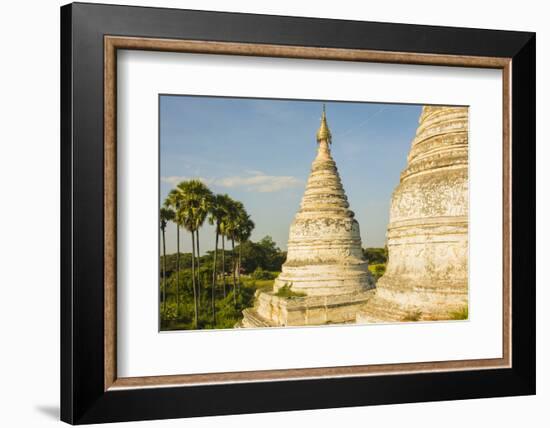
[60, 2, 535, 424]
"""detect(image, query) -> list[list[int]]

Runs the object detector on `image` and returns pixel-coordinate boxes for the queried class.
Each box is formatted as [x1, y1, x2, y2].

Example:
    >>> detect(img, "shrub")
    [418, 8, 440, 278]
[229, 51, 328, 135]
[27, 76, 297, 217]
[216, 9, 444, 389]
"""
[449, 306, 469, 320]
[402, 309, 422, 322]
[368, 263, 386, 280]
[160, 302, 178, 321]
[252, 267, 276, 280]
[363, 247, 388, 264]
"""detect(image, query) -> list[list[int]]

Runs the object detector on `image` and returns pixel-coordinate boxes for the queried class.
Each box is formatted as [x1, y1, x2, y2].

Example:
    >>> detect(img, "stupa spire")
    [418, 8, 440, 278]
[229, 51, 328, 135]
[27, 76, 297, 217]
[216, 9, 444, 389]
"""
[271, 105, 372, 298]
[241, 107, 374, 327]
[316, 104, 332, 144]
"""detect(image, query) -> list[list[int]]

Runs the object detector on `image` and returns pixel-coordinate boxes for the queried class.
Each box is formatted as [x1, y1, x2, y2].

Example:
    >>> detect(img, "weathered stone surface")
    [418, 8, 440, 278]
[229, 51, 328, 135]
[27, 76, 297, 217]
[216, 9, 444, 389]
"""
[241, 289, 374, 327]
[357, 106, 469, 323]
[241, 107, 374, 327]
[272, 108, 374, 297]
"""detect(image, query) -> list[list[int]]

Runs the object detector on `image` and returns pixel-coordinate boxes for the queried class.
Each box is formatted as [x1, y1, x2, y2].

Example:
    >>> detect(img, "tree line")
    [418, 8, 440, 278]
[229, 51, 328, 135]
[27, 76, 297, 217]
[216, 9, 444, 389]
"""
[160, 236, 285, 278]
[160, 180, 255, 328]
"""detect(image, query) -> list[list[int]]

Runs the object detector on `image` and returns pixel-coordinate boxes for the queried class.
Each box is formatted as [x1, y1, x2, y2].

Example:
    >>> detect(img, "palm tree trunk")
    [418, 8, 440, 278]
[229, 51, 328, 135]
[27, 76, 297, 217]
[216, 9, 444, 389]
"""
[238, 243, 242, 291]
[196, 228, 201, 306]
[162, 227, 167, 314]
[221, 236, 226, 298]
[191, 230, 198, 328]
[211, 226, 219, 323]
[176, 225, 180, 317]
[231, 238, 237, 305]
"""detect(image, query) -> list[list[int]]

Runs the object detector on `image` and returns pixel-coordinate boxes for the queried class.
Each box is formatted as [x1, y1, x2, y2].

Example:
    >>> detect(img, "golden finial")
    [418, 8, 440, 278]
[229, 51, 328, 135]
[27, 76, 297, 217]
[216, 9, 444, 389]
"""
[316, 104, 332, 144]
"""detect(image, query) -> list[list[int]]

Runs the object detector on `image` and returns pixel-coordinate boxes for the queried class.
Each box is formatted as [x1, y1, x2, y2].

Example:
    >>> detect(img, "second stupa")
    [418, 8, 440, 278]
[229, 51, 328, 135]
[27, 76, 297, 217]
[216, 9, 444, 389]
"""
[241, 106, 374, 327]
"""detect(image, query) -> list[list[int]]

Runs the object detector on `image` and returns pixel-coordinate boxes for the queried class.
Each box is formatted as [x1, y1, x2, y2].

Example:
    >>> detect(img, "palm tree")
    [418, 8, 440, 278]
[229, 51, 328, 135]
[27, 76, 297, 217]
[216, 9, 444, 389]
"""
[221, 199, 242, 305]
[236, 212, 254, 286]
[225, 218, 238, 305]
[208, 194, 231, 322]
[188, 183, 213, 307]
[174, 180, 213, 328]
[164, 190, 184, 317]
[211, 194, 233, 299]
[159, 207, 175, 314]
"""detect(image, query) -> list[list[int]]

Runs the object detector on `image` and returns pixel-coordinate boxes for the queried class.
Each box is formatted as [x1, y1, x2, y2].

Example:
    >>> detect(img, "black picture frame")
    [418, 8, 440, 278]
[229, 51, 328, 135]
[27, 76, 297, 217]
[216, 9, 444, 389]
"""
[61, 2, 535, 424]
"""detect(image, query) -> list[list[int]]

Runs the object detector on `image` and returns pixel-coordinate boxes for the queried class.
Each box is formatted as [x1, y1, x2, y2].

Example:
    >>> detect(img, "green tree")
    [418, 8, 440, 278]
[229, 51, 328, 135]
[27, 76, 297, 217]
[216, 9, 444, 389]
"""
[175, 180, 213, 328]
[208, 194, 232, 321]
[159, 252, 193, 278]
[362, 247, 388, 264]
[258, 236, 285, 271]
[160, 207, 175, 313]
[164, 189, 184, 317]
[222, 199, 242, 305]
[218, 196, 239, 299]
[187, 182, 213, 305]
[235, 235, 285, 273]
[235, 209, 254, 285]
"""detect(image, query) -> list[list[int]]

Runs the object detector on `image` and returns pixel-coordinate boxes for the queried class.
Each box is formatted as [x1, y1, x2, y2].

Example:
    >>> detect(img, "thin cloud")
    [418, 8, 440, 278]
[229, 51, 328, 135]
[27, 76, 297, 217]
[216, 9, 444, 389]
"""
[161, 176, 215, 186]
[216, 172, 303, 193]
[161, 171, 303, 193]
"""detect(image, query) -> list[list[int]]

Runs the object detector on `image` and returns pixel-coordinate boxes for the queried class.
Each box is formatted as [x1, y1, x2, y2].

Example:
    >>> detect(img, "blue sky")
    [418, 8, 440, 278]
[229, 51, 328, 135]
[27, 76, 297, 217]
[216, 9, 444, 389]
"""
[160, 95, 422, 254]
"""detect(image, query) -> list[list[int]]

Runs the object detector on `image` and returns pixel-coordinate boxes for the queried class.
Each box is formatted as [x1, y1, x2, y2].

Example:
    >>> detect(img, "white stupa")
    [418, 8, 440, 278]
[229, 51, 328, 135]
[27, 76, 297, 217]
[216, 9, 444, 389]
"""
[273, 105, 373, 296]
[242, 106, 374, 327]
[357, 106, 469, 322]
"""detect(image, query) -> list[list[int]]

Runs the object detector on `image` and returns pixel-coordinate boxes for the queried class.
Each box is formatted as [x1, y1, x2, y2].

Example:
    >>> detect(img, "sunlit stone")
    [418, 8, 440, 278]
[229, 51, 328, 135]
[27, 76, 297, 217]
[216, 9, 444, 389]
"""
[357, 106, 469, 323]
[241, 106, 374, 327]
